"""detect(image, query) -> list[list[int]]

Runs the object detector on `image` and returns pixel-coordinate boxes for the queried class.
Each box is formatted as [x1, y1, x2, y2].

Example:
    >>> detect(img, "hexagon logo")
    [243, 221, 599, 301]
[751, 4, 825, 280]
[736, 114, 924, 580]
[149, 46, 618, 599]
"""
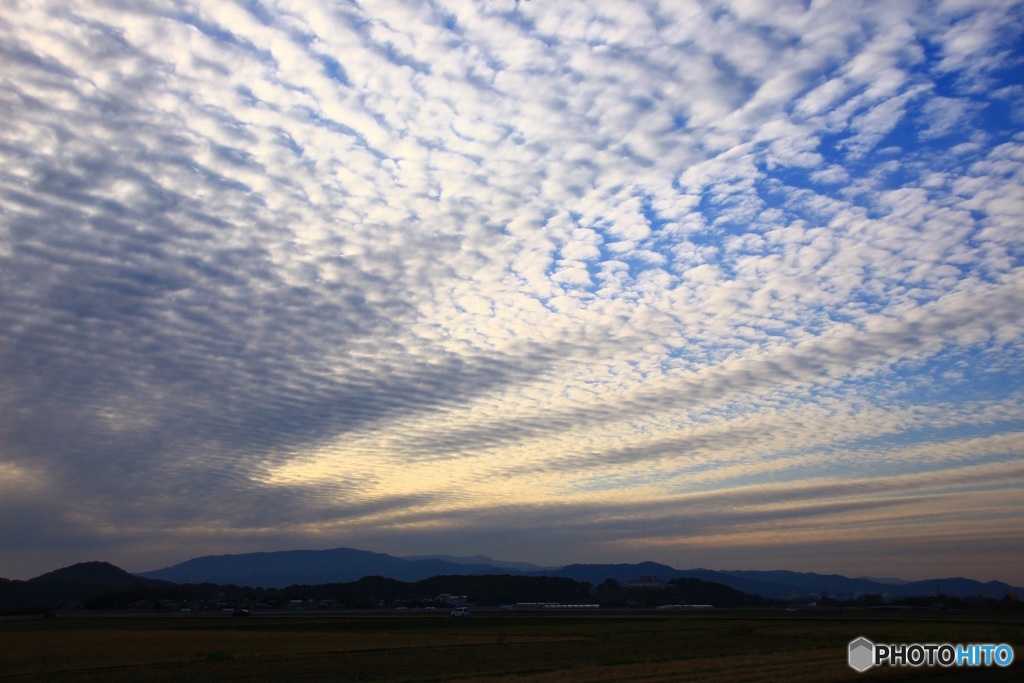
[849, 637, 875, 672]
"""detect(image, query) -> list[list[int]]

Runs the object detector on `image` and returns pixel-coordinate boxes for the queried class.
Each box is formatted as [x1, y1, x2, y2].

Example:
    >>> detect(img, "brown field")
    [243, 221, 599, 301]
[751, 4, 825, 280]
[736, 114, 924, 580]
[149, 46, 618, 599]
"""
[0, 609, 1020, 682]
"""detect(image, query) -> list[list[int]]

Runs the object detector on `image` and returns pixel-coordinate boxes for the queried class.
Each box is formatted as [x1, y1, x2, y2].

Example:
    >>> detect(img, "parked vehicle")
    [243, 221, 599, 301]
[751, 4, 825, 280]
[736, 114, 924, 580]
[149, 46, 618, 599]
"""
[450, 607, 470, 617]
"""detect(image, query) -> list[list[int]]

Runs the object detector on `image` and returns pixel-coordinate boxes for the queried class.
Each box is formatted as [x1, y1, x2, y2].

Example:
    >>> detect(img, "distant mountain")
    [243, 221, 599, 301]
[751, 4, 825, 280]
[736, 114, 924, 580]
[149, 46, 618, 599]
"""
[689, 569, 890, 600]
[888, 577, 1021, 600]
[30, 561, 150, 588]
[541, 563, 812, 598]
[403, 554, 553, 573]
[680, 570, 1023, 600]
[135, 548, 1024, 598]
[855, 576, 909, 585]
[5, 550, 1021, 610]
[137, 547, 510, 587]
[545, 561, 683, 585]
[0, 561, 167, 610]
[542, 564, 1023, 600]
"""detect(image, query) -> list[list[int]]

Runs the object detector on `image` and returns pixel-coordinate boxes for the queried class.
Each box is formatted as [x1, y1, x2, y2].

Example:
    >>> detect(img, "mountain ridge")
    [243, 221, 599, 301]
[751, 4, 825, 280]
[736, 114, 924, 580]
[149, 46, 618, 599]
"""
[3, 552, 1021, 612]
[136, 547, 509, 587]
[402, 553, 554, 572]
[132, 547, 1023, 598]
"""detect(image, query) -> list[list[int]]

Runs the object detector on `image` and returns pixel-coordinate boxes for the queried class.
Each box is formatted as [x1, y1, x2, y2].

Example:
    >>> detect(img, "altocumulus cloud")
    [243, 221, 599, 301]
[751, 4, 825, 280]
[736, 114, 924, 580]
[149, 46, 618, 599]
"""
[1, 0, 1022, 582]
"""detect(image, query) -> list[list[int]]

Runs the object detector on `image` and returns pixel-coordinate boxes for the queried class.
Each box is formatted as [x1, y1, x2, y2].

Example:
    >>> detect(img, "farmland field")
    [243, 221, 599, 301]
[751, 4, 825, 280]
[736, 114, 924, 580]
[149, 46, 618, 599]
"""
[0, 609, 1020, 682]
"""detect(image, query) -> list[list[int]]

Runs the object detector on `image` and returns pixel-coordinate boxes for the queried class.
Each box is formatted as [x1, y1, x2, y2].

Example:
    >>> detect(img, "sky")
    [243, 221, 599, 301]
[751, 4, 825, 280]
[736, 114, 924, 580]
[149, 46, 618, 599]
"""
[1, 0, 1023, 586]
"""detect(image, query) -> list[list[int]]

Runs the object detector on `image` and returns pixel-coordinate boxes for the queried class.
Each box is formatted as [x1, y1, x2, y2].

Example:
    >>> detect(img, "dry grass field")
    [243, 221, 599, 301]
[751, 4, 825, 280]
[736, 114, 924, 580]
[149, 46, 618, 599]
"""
[0, 609, 1020, 682]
